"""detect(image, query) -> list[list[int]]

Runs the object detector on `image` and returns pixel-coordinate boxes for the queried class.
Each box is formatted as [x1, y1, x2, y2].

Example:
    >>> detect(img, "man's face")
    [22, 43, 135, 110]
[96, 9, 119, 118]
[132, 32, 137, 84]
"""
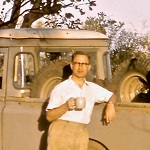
[70, 54, 91, 78]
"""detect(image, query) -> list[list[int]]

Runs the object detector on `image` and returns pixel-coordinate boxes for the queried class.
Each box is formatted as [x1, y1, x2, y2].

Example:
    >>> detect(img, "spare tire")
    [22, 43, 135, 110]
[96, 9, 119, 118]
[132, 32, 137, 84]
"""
[30, 60, 72, 98]
[112, 57, 150, 102]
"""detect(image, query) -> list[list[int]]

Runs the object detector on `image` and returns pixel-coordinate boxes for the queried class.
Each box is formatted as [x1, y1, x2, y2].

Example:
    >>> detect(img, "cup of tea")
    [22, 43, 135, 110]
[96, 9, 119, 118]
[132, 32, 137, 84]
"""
[75, 97, 86, 110]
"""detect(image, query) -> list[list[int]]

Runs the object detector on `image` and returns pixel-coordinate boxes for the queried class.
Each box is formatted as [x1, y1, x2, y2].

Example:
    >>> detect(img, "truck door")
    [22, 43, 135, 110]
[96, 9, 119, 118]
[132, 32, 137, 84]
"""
[0, 48, 8, 150]
[2, 49, 48, 150]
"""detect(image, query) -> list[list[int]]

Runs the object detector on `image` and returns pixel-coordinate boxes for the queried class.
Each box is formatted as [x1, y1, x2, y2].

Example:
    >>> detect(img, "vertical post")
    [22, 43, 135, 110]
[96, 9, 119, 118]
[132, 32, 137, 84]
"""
[20, 46, 25, 87]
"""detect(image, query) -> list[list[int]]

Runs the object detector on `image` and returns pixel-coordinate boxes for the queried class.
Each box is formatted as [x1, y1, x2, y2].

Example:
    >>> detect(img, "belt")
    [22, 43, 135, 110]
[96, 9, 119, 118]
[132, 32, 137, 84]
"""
[54, 119, 87, 128]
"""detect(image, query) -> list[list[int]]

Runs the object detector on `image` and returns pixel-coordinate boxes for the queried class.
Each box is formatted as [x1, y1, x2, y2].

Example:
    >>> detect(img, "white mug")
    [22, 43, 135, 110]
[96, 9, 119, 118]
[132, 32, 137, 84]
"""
[75, 97, 86, 110]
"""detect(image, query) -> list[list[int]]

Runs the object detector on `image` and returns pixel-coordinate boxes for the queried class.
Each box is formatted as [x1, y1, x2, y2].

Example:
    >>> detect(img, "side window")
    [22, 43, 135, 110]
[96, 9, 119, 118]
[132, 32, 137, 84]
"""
[39, 51, 96, 81]
[13, 53, 35, 89]
[39, 52, 72, 68]
[0, 53, 4, 89]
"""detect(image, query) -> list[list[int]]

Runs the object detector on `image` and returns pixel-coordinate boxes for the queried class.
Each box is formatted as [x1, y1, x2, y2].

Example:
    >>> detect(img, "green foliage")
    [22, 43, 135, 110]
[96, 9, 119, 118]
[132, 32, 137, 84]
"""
[82, 12, 150, 73]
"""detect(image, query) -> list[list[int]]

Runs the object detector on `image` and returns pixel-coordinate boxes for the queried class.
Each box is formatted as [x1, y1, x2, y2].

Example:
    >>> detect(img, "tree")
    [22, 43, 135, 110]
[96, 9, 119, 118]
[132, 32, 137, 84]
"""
[0, 0, 96, 28]
[82, 12, 150, 73]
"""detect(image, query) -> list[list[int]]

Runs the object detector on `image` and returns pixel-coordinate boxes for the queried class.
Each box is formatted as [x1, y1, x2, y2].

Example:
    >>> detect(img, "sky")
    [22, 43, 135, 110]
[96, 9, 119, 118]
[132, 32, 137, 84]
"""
[84, 0, 150, 34]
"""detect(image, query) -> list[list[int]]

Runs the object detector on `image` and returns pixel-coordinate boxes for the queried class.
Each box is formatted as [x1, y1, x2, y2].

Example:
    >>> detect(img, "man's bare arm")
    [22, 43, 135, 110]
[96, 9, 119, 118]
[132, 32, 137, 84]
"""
[103, 94, 116, 124]
[46, 103, 68, 122]
[46, 97, 75, 122]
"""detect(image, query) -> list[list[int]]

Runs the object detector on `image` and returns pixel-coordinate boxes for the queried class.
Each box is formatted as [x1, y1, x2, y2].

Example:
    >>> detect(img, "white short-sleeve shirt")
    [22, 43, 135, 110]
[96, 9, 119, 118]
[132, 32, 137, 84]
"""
[46, 76, 113, 124]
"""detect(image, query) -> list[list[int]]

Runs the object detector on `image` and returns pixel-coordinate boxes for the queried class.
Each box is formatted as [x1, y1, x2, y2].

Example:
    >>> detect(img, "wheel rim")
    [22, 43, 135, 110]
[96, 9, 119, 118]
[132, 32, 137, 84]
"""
[40, 77, 62, 98]
[119, 72, 146, 102]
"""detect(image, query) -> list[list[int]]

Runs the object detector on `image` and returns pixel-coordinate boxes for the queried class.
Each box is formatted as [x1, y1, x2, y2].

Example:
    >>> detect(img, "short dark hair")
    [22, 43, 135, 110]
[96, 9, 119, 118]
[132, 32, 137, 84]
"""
[71, 51, 90, 62]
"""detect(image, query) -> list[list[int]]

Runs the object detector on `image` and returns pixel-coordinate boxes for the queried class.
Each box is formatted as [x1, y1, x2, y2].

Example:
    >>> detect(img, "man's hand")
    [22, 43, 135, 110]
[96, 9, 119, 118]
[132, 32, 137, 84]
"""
[103, 103, 115, 125]
[66, 97, 76, 110]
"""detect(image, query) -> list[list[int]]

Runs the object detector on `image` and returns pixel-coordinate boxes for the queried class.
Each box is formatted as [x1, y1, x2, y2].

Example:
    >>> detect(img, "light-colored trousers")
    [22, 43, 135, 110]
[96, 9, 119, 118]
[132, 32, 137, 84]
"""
[47, 119, 89, 150]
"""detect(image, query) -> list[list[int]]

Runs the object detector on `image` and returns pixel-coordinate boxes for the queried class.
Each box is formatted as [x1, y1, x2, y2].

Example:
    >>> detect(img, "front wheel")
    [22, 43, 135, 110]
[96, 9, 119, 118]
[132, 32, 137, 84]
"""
[88, 138, 109, 150]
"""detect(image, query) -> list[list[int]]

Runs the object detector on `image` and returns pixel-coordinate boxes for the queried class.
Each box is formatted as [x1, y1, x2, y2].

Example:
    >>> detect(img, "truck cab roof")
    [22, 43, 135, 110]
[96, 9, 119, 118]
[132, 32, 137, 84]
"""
[0, 28, 108, 39]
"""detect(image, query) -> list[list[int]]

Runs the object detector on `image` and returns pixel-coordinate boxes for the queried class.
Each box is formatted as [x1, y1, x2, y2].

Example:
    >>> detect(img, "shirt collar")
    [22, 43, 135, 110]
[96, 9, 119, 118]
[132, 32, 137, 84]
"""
[69, 75, 89, 86]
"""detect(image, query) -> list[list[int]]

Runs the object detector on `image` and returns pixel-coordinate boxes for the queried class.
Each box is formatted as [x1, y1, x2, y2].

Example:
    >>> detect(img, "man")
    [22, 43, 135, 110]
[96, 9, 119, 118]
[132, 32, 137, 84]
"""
[46, 51, 116, 150]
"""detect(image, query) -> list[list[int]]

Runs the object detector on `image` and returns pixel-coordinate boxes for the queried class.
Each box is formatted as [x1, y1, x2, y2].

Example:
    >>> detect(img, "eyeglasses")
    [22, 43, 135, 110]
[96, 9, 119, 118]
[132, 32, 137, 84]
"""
[73, 62, 90, 67]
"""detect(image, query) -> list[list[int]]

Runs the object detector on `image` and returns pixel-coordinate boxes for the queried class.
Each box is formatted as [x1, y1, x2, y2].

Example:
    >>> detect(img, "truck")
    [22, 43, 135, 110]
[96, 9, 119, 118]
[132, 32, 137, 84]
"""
[0, 28, 150, 150]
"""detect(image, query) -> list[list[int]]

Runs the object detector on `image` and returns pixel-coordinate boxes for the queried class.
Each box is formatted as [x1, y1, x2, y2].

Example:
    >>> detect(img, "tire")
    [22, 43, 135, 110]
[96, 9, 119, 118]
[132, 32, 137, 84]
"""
[88, 138, 109, 150]
[112, 58, 150, 102]
[30, 60, 71, 98]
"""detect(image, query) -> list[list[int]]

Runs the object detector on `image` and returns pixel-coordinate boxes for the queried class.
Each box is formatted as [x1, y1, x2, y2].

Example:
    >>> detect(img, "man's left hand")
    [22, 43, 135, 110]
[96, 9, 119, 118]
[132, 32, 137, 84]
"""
[103, 103, 115, 125]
